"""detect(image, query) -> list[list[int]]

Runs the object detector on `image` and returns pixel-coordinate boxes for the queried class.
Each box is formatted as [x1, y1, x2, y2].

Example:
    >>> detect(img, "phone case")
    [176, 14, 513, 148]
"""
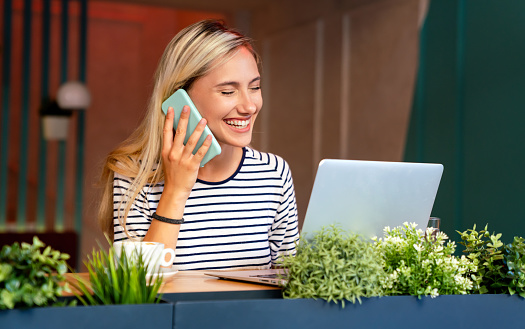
[161, 89, 221, 167]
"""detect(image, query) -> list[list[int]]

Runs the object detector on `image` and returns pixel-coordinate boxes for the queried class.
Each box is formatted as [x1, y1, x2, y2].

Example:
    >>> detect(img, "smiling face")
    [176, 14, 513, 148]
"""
[187, 46, 262, 150]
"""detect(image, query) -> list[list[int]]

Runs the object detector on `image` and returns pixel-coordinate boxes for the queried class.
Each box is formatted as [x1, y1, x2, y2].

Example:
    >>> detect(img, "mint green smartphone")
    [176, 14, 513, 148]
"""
[161, 89, 221, 167]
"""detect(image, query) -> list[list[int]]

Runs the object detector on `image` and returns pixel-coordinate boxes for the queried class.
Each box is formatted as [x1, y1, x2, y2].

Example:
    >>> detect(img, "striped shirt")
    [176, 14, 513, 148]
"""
[113, 147, 299, 270]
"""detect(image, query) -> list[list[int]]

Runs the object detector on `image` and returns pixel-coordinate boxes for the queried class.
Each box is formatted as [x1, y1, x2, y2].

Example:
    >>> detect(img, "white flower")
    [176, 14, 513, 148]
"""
[413, 243, 423, 252]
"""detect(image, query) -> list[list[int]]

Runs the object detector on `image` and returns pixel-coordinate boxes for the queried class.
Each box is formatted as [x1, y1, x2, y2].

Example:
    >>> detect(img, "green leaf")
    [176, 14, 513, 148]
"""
[0, 264, 13, 282]
[1, 289, 15, 309]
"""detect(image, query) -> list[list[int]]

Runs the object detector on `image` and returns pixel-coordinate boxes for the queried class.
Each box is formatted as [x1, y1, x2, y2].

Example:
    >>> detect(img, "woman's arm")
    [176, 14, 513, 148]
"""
[143, 106, 212, 250]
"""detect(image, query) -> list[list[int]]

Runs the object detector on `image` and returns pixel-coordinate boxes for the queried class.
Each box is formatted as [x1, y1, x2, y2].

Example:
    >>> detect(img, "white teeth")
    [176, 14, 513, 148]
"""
[225, 119, 249, 129]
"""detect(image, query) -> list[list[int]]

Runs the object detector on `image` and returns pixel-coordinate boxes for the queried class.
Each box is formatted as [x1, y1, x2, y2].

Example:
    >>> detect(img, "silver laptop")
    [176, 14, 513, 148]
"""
[301, 159, 443, 238]
[205, 159, 444, 286]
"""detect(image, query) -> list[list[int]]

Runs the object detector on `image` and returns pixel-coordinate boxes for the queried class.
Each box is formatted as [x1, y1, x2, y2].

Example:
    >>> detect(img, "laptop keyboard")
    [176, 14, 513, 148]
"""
[250, 274, 282, 279]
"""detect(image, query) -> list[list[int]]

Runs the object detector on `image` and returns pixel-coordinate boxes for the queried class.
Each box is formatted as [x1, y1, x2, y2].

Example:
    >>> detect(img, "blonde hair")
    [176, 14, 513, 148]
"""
[99, 20, 260, 238]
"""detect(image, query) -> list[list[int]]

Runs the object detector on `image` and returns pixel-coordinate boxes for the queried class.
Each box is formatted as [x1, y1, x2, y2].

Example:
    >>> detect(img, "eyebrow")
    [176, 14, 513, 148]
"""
[215, 77, 261, 88]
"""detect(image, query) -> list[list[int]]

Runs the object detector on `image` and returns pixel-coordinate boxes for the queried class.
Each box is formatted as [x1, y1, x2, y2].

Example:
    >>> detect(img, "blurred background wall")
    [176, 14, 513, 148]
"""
[1, 0, 524, 267]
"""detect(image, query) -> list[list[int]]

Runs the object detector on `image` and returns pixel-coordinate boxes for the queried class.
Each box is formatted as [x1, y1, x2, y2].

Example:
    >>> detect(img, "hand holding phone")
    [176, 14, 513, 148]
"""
[161, 89, 221, 167]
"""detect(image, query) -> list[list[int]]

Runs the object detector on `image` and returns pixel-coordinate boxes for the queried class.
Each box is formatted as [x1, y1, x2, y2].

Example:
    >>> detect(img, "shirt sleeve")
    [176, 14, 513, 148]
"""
[113, 171, 153, 241]
[268, 159, 300, 264]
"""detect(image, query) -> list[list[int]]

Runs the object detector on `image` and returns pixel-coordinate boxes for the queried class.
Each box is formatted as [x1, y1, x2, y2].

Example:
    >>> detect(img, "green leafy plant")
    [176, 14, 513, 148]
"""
[458, 224, 525, 297]
[503, 236, 525, 297]
[280, 225, 384, 307]
[374, 222, 475, 298]
[71, 243, 164, 305]
[0, 236, 73, 309]
[457, 224, 505, 294]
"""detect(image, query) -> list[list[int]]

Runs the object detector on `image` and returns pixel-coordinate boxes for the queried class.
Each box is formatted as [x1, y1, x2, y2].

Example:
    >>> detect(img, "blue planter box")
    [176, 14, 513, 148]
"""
[0, 302, 173, 329]
[2, 294, 524, 329]
[172, 294, 525, 329]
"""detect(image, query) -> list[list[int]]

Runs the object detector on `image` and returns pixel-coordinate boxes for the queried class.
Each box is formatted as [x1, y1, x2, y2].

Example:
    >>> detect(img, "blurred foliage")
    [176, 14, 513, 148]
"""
[0, 237, 73, 309]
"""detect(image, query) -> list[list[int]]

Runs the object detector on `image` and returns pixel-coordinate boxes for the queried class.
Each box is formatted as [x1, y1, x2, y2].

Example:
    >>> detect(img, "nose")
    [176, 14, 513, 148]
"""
[238, 91, 258, 115]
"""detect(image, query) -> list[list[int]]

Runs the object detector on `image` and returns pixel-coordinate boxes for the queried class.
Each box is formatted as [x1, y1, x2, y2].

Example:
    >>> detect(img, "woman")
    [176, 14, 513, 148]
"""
[99, 20, 299, 271]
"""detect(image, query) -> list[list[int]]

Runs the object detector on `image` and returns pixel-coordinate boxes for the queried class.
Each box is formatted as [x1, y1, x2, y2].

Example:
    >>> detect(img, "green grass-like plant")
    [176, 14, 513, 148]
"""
[0, 237, 73, 309]
[280, 226, 385, 307]
[71, 243, 164, 305]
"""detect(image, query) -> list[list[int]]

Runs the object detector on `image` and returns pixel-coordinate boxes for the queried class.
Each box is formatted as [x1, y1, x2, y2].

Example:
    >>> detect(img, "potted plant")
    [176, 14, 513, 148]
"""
[0, 239, 173, 329]
[70, 241, 164, 305]
[0, 237, 73, 310]
[278, 222, 477, 303]
[169, 223, 525, 329]
[279, 225, 384, 306]
[458, 224, 525, 296]
[374, 222, 476, 297]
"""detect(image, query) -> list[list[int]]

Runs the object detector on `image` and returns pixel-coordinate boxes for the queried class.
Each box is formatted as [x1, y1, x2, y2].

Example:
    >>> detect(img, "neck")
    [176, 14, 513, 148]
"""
[197, 145, 243, 182]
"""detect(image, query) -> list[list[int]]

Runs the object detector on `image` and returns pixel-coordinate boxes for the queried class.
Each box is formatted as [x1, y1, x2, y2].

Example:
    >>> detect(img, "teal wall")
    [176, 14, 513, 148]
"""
[405, 0, 525, 243]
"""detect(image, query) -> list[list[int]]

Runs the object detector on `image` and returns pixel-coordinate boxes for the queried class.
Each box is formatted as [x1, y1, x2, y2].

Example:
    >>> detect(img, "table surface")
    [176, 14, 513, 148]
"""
[64, 270, 280, 296]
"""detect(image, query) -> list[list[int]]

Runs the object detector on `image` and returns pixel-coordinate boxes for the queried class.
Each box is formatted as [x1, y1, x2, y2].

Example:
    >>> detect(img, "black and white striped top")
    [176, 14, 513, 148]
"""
[113, 147, 299, 270]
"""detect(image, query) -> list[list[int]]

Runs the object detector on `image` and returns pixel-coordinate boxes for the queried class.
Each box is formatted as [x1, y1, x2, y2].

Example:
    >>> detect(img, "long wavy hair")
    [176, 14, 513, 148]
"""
[98, 20, 260, 239]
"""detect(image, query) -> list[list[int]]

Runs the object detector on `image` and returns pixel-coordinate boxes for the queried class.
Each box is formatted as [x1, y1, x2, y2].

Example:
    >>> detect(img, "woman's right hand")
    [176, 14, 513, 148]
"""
[161, 106, 212, 201]
[144, 106, 212, 249]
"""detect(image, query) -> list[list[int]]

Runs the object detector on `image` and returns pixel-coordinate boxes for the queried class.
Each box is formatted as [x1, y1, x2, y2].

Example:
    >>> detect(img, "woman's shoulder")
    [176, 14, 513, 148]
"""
[243, 147, 292, 176]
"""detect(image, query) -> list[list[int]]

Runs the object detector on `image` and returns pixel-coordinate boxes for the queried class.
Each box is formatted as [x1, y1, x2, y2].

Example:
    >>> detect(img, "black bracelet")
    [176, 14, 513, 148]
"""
[152, 212, 184, 224]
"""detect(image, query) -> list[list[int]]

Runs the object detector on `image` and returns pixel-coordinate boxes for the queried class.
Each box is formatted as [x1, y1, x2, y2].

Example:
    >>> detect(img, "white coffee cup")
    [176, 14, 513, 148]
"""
[113, 241, 175, 274]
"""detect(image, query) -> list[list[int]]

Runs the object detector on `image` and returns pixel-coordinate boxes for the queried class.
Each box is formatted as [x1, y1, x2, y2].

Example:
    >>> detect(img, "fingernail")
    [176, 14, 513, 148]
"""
[182, 106, 188, 113]
[200, 119, 207, 125]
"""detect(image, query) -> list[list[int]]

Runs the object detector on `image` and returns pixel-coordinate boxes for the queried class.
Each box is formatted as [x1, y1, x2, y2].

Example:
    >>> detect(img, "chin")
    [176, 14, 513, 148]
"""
[218, 137, 252, 149]
[216, 130, 253, 149]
